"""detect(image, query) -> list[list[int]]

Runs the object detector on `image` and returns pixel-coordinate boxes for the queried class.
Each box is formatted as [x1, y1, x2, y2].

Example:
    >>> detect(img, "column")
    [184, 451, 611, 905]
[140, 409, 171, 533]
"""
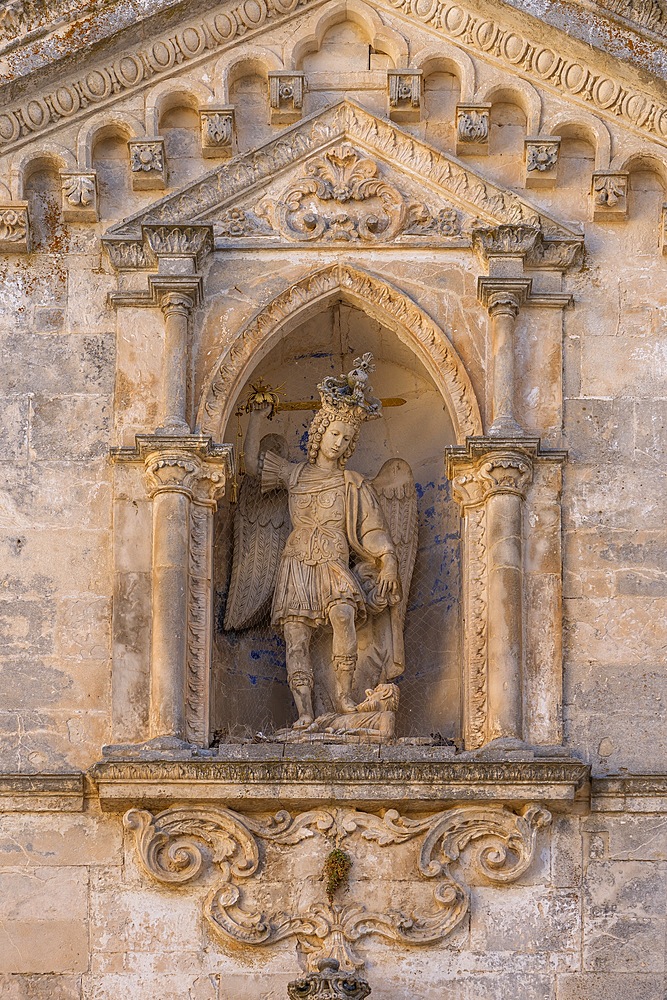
[478, 451, 532, 740]
[478, 280, 531, 437]
[158, 291, 194, 435]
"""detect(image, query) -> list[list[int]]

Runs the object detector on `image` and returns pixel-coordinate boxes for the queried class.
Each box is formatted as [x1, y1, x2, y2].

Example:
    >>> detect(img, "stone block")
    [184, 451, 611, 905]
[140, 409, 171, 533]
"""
[89, 883, 202, 956]
[0, 813, 122, 867]
[0, 396, 28, 461]
[469, 885, 580, 956]
[556, 973, 665, 1000]
[30, 394, 110, 461]
[582, 814, 667, 862]
[583, 860, 667, 972]
[0, 204, 30, 253]
[387, 70, 422, 123]
[591, 172, 628, 221]
[551, 815, 584, 888]
[0, 867, 88, 973]
[268, 73, 304, 124]
[0, 974, 82, 1000]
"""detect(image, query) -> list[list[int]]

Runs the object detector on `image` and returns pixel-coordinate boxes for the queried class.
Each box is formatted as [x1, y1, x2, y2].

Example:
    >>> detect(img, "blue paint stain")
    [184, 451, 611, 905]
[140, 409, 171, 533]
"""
[298, 428, 309, 455]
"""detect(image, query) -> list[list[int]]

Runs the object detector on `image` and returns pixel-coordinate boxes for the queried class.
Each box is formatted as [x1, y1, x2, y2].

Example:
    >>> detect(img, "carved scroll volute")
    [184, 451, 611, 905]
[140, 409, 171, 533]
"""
[124, 806, 261, 884]
[124, 804, 551, 972]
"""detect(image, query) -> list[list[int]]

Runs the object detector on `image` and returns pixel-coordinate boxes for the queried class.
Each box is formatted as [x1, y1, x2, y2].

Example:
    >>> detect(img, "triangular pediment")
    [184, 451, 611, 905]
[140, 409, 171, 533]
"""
[104, 100, 582, 263]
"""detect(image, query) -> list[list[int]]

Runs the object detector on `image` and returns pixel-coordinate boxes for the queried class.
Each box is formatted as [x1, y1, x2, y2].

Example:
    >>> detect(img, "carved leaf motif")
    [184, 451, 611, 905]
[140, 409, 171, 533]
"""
[62, 174, 95, 207]
[0, 208, 27, 242]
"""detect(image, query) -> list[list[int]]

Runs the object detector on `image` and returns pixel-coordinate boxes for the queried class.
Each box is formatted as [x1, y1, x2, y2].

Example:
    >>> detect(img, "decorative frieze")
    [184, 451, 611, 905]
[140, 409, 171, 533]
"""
[456, 104, 491, 155]
[0, 202, 29, 252]
[60, 171, 98, 222]
[124, 802, 550, 970]
[3, 0, 667, 159]
[387, 70, 422, 123]
[129, 138, 167, 190]
[269, 71, 304, 125]
[591, 171, 629, 221]
[524, 137, 560, 189]
[199, 107, 235, 159]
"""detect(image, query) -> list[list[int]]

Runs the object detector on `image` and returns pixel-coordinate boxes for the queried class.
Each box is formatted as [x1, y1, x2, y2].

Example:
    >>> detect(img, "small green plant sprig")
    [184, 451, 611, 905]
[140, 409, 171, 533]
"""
[322, 847, 352, 903]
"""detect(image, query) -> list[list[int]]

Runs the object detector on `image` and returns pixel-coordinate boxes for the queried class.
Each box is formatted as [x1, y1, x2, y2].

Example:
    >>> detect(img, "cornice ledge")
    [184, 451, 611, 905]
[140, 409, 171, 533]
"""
[0, 771, 85, 811]
[90, 749, 590, 812]
[591, 773, 667, 812]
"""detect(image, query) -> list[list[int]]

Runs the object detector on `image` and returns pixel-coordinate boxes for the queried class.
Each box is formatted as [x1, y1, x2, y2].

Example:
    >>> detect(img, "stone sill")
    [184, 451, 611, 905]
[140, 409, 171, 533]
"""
[90, 746, 589, 812]
[0, 773, 85, 812]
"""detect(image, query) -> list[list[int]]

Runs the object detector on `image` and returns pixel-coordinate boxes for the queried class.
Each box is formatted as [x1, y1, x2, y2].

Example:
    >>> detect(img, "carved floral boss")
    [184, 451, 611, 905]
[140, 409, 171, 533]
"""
[125, 803, 550, 970]
[256, 143, 459, 242]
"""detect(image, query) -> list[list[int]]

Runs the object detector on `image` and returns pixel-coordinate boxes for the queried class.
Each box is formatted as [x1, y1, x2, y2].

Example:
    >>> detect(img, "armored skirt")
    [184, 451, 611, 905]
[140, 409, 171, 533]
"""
[262, 451, 367, 628]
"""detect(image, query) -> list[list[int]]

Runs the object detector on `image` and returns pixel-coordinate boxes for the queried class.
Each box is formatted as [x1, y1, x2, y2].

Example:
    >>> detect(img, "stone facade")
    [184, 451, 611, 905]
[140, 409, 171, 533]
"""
[1, 1, 667, 998]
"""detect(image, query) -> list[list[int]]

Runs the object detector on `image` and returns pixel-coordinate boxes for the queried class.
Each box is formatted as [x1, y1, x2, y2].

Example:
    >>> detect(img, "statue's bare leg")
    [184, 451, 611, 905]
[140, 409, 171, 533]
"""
[283, 621, 314, 728]
[329, 602, 357, 714]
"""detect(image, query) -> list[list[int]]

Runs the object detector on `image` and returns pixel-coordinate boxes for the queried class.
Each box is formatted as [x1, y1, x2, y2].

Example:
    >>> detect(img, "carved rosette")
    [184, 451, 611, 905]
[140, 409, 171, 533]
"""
[456, 104, 491, 155]
[200, 107, 236, 159]
[387, 70, 422, 123]
[124, 803, 551, 971]
[524, 137, 560, 189]
[0, 202, 29, 252]
[269, 72, 304, 124]
[129, 138, 167, 190]
[60, 171, 99, 222]
[591, 171, 629, 221]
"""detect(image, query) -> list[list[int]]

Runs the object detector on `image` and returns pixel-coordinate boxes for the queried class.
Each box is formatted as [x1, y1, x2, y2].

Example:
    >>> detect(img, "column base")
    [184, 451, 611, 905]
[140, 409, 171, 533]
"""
[488, 416, 525, 436]
[154, 420, 192, 436]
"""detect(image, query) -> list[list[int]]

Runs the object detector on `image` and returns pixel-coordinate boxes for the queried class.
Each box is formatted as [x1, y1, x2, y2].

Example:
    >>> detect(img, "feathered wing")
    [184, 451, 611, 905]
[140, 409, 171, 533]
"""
[370, 458, 419, 680]
[223, 443, 290, 631]
[372, 458, 419, 626]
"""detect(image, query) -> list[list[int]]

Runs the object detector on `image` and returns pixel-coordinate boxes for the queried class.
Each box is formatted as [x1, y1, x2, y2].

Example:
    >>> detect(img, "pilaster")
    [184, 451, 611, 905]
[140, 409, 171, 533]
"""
[112, 435, 232, 745]
[446, 438, 566, 750]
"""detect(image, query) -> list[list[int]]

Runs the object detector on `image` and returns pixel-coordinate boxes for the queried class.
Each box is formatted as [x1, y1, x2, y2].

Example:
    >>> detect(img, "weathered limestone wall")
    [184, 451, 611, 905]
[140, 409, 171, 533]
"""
[0, 0, 667, 996]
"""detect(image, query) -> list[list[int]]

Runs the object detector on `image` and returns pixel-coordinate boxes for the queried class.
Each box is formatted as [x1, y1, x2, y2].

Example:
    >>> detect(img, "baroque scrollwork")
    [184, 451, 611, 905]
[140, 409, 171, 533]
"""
[124, 804, 551, 971]
[257, 144, 406, 243]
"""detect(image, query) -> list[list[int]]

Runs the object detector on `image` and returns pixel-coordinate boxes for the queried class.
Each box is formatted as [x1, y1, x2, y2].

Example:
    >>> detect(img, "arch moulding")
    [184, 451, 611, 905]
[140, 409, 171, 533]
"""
[197, 263, 483, 443]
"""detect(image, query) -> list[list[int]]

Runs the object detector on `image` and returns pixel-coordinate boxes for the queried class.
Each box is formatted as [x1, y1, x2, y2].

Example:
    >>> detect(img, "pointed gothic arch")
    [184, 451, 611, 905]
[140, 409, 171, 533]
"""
[197, 263, 483, 444]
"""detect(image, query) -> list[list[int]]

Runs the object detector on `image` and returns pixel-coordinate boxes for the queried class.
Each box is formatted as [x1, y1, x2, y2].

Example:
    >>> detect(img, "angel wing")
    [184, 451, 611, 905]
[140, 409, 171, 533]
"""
[223, 435, 290, 631]
[370, 458, 418, 679]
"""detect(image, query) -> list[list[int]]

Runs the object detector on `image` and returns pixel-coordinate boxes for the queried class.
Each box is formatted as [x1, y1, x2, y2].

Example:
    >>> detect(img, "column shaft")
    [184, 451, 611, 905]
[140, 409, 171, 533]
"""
[150, 490, 190, 738]
[160, 293, 192, 433]
[485, 490, 523, 740]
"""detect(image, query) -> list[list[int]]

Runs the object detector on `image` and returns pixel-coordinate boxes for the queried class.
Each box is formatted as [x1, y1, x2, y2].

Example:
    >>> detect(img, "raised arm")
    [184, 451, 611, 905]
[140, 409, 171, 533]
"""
[243, 401, 273, 477]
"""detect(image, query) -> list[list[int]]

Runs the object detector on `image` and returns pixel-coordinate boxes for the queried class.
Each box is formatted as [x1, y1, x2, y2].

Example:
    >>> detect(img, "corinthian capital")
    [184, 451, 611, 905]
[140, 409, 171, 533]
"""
[446, 438, 543, 510]
[112, 434, 233, 508]
[477, 451, 533, 499]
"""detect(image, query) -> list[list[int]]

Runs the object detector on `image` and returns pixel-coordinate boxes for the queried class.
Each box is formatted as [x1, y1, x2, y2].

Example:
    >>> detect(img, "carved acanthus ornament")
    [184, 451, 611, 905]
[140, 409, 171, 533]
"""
[107, 103, 576, 244]
[257, 145, 407, 243]
[289, 960, 370, 1000]
[200, 108, 235, 159]
[0, 203, 29, 252]
[60, 171, 98, 222]
[456, 104, 491, 155]
[124, 803, 550, 970]
[591, 171, 629, 220]
[525, 138, 560, 189]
